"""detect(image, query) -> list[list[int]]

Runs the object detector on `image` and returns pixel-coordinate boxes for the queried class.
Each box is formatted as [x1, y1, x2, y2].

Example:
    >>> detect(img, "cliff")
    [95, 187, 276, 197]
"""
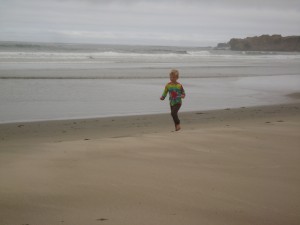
[228, 35, 300, 51]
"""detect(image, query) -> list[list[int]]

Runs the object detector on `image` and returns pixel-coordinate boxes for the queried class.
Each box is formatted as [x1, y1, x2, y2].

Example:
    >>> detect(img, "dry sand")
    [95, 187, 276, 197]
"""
[0, 103, 300, 225]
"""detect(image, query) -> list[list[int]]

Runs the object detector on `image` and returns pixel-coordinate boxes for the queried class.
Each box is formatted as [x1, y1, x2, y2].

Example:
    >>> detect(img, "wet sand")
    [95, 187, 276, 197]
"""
[0, 103, 300, 225]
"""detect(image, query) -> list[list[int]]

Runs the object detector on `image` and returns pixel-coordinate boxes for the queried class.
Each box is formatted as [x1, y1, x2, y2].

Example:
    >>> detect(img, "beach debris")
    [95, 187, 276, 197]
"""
[97, 218, 108, 221]
[84, 138, 90, 141]
[17, 124, 25, 128]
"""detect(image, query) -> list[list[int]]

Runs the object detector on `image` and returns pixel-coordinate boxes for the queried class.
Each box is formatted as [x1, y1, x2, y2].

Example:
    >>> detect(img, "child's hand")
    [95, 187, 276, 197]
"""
[181, 94, 185, 99]
[160, 96, 165, 100]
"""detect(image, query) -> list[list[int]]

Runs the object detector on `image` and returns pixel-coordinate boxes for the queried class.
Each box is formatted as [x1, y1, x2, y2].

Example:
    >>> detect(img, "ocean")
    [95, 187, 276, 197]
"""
[1, 41, 300, 123]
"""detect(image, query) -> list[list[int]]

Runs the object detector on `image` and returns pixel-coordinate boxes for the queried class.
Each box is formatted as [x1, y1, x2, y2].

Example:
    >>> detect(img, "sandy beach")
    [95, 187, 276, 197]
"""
[0, 103, 300, 225]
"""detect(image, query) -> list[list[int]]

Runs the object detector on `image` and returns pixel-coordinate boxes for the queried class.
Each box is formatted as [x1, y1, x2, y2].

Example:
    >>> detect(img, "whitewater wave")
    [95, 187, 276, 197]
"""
[187, 50, 211, 56]
[2, 50, 299, 60]
[0, 51, 189, 60]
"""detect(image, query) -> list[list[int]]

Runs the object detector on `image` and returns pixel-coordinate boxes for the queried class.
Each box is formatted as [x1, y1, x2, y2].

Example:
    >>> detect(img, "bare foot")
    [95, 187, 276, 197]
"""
[175, 124, 181, 131]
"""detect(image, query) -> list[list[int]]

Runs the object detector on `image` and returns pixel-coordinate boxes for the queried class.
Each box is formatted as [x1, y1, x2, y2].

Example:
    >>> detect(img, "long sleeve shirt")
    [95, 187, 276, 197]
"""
[161, 82, 185, 106]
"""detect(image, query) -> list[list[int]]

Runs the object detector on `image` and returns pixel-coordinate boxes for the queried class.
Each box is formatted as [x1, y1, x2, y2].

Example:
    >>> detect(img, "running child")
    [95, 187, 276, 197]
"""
[160, 69, 185, 131]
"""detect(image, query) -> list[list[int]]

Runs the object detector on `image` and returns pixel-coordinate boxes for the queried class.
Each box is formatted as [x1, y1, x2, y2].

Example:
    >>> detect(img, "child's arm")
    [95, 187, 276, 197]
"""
[181, 85, 186, 99]
[160, 84, 168, 100]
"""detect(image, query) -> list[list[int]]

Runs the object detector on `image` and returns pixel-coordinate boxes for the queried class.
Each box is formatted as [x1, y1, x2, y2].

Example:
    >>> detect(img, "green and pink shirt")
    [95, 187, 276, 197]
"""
[161, 82, 185, 106]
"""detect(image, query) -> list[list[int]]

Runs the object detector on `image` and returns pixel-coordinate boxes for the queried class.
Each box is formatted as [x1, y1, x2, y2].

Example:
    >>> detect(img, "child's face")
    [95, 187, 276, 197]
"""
[170, 74, 178, 83]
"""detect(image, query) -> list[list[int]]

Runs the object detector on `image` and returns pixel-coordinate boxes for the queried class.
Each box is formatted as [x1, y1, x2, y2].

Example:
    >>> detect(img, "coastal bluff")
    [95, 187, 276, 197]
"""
[228, 35, 300, 51]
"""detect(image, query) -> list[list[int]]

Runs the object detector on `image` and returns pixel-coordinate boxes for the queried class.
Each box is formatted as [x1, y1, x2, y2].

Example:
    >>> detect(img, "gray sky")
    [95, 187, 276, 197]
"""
[0, 0, 299, 46]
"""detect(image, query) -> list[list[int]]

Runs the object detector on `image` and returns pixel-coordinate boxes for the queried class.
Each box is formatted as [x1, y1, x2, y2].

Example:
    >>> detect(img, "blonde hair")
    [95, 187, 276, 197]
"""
[169, 69, 179, 78]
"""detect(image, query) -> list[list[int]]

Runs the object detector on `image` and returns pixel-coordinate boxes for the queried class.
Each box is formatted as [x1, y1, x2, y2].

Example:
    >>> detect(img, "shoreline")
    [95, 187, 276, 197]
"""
[1, 102, 299, 143]
[1, 76, 300, 124]
[1, 89, 300, 126]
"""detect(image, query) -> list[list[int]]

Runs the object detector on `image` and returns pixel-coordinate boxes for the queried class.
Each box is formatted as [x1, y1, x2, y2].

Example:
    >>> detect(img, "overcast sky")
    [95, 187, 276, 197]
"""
[0, 0, 299, 46]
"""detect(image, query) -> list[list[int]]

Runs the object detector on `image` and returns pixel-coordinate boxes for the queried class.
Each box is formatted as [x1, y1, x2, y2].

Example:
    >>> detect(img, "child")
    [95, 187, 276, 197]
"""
[160, 69, 185, 131]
